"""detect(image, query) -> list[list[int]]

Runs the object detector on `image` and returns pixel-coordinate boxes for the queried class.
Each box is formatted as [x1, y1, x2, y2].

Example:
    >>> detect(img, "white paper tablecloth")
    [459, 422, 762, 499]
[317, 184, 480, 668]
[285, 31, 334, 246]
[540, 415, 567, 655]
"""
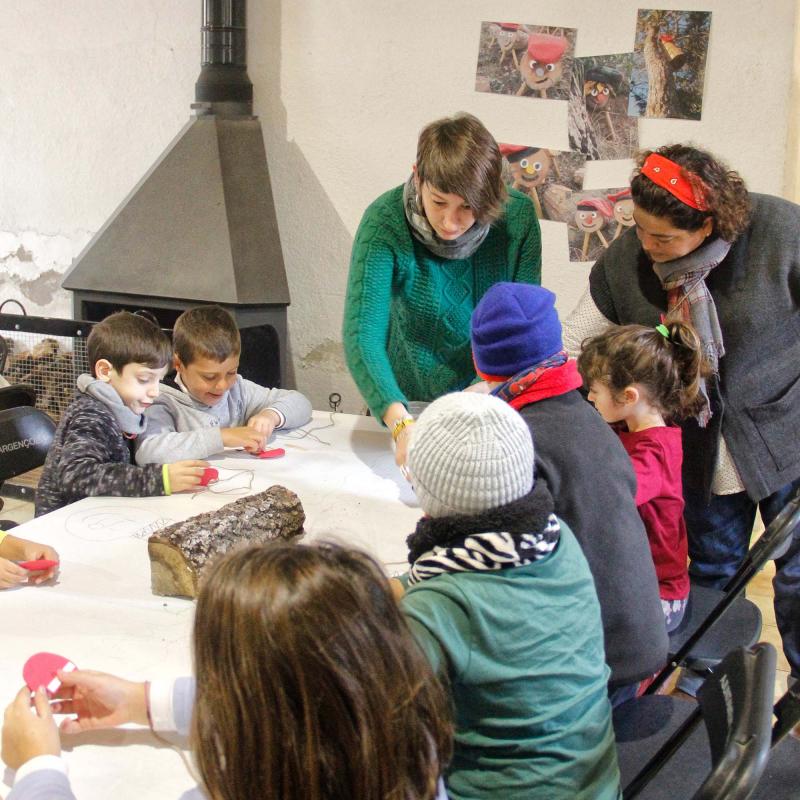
[0, 411, 421, 799]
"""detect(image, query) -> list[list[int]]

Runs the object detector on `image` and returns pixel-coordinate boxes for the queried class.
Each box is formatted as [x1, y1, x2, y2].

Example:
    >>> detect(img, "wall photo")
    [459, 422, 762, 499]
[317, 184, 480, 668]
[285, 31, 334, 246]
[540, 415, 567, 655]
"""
[475, 22, 577, 102]
[629, 9, 712, 120]
[569, 54, 639, 160]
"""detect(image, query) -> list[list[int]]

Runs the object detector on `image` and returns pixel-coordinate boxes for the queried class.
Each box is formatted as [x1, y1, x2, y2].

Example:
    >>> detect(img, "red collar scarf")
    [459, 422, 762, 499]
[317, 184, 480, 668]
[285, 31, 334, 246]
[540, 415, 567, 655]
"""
[489, 352, 583, 410]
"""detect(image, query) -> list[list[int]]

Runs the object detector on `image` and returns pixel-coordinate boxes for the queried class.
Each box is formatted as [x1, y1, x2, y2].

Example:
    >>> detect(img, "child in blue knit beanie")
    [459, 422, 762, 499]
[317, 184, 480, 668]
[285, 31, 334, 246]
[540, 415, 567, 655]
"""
[468, 282, 669, 707]
[395, 391, 620, 800]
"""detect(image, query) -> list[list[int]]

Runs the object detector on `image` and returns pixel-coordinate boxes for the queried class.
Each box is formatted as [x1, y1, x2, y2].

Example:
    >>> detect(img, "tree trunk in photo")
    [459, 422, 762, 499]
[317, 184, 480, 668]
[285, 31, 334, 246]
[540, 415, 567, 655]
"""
[643, 19, 679, 118]
[567, 65, 600, 159]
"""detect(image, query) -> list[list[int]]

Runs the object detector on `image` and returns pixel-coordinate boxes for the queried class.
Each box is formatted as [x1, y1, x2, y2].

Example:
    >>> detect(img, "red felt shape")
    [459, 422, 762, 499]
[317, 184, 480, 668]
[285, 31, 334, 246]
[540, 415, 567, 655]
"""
[199, 467, 219, 486]
[18, 559, 59, 571]
[23, 652, 78, 697]
[257, 448, 286, 459]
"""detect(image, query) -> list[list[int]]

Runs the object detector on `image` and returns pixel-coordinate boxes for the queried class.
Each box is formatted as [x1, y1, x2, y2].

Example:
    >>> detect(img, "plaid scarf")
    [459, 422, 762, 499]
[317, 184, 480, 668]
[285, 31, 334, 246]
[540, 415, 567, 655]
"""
[651, 236, 731, 426]
[402, 174, 491, 260]
[407, 482, 560, 585]
[490, 352, 583, 410]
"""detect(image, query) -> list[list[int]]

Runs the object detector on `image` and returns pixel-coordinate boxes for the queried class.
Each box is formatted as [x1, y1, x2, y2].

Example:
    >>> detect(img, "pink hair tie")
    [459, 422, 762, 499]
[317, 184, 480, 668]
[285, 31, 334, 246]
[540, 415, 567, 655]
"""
[640, 153, 709, 211]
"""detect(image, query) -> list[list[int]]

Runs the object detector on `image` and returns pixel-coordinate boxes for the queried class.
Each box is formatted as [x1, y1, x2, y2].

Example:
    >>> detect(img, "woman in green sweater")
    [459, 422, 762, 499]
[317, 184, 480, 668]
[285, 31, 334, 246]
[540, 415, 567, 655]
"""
[342, 112, 542, 464]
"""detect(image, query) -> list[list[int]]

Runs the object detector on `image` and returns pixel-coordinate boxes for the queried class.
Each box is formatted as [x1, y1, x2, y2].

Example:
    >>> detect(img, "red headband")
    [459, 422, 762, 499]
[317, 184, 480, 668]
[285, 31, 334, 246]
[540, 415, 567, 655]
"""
[640, 153, 709, 211]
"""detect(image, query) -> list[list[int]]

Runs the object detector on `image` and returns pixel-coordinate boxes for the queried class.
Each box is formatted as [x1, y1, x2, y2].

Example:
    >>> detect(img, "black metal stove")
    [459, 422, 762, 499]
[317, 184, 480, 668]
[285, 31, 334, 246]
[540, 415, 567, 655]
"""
[62, 0, 288, 388]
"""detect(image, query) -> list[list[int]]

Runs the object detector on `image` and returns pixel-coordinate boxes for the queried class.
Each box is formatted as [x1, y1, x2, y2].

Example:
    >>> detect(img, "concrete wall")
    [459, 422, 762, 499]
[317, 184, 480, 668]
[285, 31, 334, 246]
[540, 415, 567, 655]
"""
[1, 1, 796, 412]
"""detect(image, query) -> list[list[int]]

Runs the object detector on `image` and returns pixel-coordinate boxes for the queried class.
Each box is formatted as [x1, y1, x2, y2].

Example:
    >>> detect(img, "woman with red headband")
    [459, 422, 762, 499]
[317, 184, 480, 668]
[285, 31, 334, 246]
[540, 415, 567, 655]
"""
[563, 144, 800, 686]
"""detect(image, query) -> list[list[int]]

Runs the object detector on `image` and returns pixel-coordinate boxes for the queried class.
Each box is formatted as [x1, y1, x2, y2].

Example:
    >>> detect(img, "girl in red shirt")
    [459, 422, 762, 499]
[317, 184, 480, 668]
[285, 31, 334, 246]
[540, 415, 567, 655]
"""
[577, 321, 707, 631]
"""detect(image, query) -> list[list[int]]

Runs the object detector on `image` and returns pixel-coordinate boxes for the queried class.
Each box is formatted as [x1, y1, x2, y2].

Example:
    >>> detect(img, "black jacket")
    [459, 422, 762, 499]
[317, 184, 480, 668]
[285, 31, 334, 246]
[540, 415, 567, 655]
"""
[35, 393, 166, 517]
[518, 390, 668, 686]
[589, 193, 800, 501]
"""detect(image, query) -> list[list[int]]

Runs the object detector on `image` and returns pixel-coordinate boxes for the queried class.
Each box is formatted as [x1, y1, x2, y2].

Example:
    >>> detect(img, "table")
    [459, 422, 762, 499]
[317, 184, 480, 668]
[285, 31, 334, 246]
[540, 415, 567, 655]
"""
[0, 411, 421, 799]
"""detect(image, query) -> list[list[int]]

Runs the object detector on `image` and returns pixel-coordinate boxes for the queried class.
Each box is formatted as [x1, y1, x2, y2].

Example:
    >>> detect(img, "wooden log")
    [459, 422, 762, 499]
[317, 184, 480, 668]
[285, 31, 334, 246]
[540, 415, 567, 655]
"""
[148, 485, 306, 599]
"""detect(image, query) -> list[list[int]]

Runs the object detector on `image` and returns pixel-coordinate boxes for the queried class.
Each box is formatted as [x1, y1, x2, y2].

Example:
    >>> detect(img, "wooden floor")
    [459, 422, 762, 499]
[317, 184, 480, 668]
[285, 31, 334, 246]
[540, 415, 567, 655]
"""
[0, 495, 791, 701]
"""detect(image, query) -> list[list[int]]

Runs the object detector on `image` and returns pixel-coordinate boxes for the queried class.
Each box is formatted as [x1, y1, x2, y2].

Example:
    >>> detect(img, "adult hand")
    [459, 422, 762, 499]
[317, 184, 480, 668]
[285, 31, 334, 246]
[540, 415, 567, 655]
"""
[221, 426, 266, 453]
[51, 670, 148, 734]
[1, 687, 60, 770]
[167, 460, 209, 493]
[0, 558, 28, 589]
[393, 422, 414, 468]
[246, 409, 280, 441]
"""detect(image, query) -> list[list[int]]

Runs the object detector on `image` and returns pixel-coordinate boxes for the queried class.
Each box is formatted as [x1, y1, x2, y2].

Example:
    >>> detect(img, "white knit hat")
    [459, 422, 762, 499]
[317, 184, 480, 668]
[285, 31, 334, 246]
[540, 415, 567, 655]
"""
[407, 392, 534, 518]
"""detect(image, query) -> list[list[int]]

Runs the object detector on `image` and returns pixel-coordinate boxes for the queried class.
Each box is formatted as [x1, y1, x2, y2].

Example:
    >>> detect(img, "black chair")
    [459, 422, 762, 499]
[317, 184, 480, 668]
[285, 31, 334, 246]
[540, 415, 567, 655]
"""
[615, 643, 777, 799]
[749, 684, 800, 800]
[0, 382, 36, 411]
[647, 489, 800, 694]
[0, 403, 56, 527]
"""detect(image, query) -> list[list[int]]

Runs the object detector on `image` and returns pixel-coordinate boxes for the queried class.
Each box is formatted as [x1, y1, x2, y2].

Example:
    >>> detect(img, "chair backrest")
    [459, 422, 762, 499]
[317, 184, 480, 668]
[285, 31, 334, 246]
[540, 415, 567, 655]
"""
[0, 382, 36, 412]
[693, 643, 777, 799]
[647, 490, 800, 694]
[0, 406, 56, 481]
[623, 644, 776, 800]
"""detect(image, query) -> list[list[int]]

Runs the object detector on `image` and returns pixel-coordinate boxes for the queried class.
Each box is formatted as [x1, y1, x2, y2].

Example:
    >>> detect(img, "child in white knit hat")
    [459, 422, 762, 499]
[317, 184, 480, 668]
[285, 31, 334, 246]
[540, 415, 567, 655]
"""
[396, 391, 619, 800]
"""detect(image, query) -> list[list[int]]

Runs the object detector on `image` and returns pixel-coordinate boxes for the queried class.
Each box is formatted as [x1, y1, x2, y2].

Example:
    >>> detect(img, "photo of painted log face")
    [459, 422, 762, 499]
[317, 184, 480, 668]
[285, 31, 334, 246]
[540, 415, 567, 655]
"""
[474, 22, 576, 101]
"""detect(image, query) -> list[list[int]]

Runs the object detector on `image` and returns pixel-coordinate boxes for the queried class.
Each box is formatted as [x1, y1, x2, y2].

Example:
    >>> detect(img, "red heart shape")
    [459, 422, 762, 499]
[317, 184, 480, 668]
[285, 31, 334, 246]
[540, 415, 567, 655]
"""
[23, 652, 78, 696]
[18, 559, 59, 572]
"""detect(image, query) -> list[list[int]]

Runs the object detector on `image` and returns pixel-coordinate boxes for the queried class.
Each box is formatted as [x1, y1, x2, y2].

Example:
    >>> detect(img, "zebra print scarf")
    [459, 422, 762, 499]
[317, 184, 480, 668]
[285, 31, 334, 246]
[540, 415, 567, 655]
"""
[406, 481, 560, 585]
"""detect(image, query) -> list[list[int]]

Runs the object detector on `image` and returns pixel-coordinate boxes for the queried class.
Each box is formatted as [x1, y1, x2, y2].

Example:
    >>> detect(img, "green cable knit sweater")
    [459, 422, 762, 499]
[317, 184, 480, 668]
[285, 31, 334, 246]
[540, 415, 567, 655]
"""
[343, 185, 541, 418]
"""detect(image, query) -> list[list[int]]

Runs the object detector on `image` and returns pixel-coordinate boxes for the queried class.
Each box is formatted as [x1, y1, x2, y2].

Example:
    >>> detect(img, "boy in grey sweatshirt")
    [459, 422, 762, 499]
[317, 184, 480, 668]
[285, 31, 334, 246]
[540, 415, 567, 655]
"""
[136, 305, 312, 464]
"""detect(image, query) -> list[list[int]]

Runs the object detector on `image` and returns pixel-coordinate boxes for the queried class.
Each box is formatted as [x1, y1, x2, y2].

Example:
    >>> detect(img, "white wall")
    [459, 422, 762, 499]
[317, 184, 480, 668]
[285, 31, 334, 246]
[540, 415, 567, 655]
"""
[1, 0, 796, 411]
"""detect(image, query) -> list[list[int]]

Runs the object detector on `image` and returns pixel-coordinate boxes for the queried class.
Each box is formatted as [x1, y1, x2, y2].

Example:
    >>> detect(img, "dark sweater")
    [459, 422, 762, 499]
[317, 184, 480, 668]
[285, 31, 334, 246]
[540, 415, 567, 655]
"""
[35, 393, 166, 517]
[518, 390, 668, 686]
[588, 193, 800, 501]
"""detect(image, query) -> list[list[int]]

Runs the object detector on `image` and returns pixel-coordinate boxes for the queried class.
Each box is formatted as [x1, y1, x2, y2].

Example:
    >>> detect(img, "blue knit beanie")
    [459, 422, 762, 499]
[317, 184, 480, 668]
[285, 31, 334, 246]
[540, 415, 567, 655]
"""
[471, 282, 563, 379]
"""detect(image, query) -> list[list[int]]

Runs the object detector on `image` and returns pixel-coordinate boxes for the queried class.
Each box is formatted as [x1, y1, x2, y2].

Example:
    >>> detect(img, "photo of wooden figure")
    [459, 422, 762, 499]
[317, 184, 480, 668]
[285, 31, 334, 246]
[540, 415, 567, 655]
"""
[518, 33, 568, 98]
[487, 22, 528, 67]
[573, 197, 614, 260]
[584, 65, 624, 140]
[475, 22, 575, 101]
[607, 188, 635, 239]
[569, 54, 638, 161]
[629, 9, 712, 120]
[500, 144, 555, 217]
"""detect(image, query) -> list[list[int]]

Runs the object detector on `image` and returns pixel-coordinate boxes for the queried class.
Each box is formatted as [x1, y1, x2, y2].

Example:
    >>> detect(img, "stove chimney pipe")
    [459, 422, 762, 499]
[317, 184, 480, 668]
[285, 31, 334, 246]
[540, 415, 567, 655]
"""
[194, 0, 253, 116]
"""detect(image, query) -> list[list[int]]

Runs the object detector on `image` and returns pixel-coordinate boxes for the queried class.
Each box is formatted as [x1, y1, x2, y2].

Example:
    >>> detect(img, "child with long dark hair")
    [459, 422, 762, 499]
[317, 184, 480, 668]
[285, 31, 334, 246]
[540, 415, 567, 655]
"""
[2, 542, 452, 800]
[578, 320, 707, 631]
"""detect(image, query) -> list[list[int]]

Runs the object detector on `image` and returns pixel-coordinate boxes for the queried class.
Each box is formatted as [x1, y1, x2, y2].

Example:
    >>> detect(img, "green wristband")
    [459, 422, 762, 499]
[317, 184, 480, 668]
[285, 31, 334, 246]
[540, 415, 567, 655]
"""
[162, 464, 172, 495]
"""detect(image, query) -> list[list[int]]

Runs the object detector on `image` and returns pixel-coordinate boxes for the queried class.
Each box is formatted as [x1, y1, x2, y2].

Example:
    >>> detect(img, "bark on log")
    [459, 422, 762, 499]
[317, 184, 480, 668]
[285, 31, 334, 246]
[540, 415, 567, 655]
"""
[148, 485, 305, 598]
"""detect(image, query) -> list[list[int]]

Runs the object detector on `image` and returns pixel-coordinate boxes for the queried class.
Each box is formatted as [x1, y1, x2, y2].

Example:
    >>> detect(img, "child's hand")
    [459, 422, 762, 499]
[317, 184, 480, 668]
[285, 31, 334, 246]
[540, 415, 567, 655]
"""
[167, 460, 210, 493]
[246, 409, 281, 440]
[51, 670, 148, 734]
[1, 686, 61, 770]
[0, 558, 28, 590]
[16, 540, 59, 584]
[221, 426, 266, 453]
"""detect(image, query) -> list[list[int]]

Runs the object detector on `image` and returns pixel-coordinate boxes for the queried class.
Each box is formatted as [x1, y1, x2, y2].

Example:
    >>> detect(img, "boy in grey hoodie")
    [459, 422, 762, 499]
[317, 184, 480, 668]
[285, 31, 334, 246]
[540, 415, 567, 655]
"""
[35, 312, 208, 517]
[136, 305, 312, 464]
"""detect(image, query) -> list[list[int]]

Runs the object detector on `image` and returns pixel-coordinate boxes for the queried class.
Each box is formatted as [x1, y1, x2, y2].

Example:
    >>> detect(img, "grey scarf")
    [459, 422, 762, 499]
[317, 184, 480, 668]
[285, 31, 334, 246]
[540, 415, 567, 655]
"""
[402, 174, 491, 260]
[651, 235, 731, 425]
[77, 373, 147, 436]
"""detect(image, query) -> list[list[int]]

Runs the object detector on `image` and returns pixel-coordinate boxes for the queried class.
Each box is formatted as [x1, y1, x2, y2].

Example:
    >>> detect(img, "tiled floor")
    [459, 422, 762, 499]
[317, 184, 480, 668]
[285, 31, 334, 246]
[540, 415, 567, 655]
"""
[0, 496, 791, 700]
